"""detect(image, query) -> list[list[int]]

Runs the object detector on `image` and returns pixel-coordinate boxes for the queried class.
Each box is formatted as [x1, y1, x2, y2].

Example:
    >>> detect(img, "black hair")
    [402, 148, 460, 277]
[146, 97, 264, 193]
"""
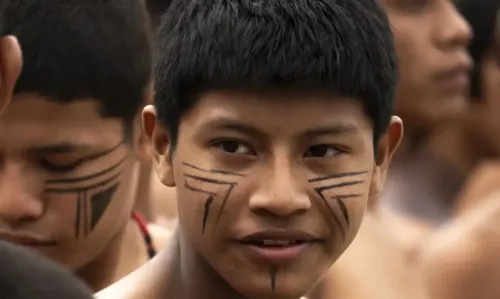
[146, 0, 173, 30]
[154, 0, 398, 149]
[3, 0, 152, 127]
[0, 241, 93, 298]
[457, 0, 500, 98]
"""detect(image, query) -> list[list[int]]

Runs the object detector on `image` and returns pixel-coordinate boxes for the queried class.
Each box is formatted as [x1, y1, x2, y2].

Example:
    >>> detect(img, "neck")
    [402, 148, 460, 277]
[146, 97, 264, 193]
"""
[161, 230, 246, 299]
[77, 219, 147, 292]
[425, 121, 484, 176]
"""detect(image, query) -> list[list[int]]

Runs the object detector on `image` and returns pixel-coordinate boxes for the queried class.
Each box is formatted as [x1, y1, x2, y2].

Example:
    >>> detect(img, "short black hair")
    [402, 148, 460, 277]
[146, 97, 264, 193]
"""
[458, 0, 500, 98]
[3, 0, 152, 127]
[0, 241, 93, 298]
[154, 0, 398, 148]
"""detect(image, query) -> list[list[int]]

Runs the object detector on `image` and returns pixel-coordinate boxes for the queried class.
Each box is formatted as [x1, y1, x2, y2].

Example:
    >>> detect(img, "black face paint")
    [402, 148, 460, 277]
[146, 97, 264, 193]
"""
[44, 144, 126, 238]
[309, 171, 367, 241]
[183, 162, 243, 234]
[270, 265, 278, 292]
[182, 162, 247, 177]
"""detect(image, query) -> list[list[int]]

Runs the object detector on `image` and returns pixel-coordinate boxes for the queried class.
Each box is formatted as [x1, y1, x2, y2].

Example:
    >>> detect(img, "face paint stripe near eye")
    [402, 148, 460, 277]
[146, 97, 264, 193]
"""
[45, 156, 127, 184]
[183, 169, 238, 235]
[308, 171, 368, 183]
[182, 162, 247, 177]
[184, 174, 237, 185]
[44, 172, 121, 193]
[314, 180, 365, 193]
[184, 180, 218, 196]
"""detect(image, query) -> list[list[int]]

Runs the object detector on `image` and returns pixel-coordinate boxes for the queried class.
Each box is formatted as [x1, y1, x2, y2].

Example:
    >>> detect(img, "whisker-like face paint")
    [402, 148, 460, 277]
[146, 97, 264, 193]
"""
[270, 264, 278, 292]
[308, 171, 368, 241]
[182, 162, 246, 234]
[44, 142, 126, 238]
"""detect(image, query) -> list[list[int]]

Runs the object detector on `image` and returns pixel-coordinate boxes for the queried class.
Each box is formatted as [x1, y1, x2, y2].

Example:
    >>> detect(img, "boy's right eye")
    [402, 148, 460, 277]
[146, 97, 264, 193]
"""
[211, 139, 256, 155]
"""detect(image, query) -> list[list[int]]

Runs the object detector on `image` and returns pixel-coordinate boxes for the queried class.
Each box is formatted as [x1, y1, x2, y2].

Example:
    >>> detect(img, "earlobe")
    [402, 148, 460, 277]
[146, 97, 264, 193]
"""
[134, 86, 154, 160]
[142, 105, 176, 187]
[0, 36, 22, 116]
[368, 116, 404, 206]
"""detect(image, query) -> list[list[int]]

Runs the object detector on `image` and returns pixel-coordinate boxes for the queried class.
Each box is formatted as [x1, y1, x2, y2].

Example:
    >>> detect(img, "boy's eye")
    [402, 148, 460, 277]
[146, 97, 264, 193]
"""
[39, 158, 81, 173]
[304, 145, 342, 158]
[213, 140, 255, 155]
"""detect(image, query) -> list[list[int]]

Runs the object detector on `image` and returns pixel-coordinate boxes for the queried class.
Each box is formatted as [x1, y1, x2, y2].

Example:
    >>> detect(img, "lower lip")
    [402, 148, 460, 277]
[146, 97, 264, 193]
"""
[438, 72, 469, 91]
[240, 242, 311, 264]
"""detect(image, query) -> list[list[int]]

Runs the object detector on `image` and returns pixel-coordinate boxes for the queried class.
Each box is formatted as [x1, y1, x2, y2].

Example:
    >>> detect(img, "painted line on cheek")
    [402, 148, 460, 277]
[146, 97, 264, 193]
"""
[182, 162, 247, 177]
[331, 194, 363, 224]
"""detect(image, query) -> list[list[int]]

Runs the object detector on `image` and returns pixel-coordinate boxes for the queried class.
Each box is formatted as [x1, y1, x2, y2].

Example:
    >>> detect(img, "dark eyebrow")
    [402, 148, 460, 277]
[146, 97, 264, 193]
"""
[203, 118, 266, 139]
[302, 124, 359, 137]
[202, 117, 359, 138]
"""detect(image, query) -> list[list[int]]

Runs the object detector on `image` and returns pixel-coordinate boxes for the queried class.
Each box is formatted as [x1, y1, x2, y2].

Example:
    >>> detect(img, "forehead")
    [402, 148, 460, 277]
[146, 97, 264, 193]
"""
[181, 90, 373, 136]
[0, 94, 123, 149]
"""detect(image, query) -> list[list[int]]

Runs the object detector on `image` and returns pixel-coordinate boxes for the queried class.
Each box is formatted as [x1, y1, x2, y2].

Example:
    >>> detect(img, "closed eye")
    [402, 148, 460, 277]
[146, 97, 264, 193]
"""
[38, 158, 82, 173]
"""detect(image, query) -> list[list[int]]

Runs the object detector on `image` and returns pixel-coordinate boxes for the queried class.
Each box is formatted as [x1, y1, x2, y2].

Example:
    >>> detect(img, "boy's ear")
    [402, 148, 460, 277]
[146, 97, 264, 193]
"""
[142, 105, 176, 187]
[368, 116, 403, 209]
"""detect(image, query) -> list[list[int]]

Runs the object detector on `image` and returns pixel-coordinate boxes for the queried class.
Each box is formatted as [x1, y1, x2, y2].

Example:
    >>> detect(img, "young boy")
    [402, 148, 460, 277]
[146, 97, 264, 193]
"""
[0, 0, 22, 116]
[0, 0, 168, 292]
[97, 0, 402, 298]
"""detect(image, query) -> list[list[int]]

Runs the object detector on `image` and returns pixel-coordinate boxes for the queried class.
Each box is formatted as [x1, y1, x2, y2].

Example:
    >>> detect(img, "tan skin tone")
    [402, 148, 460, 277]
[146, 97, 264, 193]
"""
[0, 35, 22, 116]
[381, 0, 472, 134]
[96, 89, 402, 299]
[0, 94, 169, 292]
[318, 1, 471, 299]
[378, 0, 472, 253]
[415, 20, 500, 299]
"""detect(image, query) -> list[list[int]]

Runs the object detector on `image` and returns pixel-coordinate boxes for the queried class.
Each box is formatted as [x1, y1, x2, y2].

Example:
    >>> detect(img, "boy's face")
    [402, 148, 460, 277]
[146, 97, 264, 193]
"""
[146, 90, 402, 298]
[380, 0, 472, 129]
[0, 94, 139, 270]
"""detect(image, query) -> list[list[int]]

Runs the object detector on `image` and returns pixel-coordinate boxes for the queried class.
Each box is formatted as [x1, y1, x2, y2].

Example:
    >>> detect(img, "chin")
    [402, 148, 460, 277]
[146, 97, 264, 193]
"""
[231, 276, 313, 299]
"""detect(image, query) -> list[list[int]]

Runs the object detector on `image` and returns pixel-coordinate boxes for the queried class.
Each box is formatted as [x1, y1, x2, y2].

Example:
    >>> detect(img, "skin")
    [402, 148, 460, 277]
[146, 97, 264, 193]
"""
[0, 93, 169, 292]
[380, 0, 472, 134]
[0, 35, 22, 116]
[413, 16, 500, 299]
[318, 1, 472, 298]
[379, 0, 473, 252]
[97, 89, 402, 299]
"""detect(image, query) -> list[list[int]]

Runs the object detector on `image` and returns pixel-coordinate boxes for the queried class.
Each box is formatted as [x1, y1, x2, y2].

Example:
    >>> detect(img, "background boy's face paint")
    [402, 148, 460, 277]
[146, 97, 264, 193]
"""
[44, 143, 126, 238]
[0, 98, 140, 271]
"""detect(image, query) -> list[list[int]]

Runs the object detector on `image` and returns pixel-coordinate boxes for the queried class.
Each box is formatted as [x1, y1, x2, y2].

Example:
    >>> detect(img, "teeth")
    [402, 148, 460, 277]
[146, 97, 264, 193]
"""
[261, 240, 297, 246]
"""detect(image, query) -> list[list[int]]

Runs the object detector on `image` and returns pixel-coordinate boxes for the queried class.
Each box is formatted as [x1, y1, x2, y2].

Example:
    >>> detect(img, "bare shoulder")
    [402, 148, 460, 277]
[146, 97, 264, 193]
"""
[148, 223, 175, 250]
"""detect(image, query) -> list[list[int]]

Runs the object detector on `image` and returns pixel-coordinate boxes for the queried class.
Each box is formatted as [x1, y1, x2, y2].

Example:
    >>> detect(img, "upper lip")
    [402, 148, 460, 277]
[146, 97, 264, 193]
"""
[0, 231, 56, 246]
[436, 60, 473, 79]
[238, 229, 320, 242]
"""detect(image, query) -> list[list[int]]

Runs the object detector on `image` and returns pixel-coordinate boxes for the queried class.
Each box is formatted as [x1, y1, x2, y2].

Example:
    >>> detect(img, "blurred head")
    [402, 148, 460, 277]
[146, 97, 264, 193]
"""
[0, 241, 93, 299]
[145, 0, 402, 298]
[380, 0, 472, 131]
[0, 0, 152, 271]
[0, 0, 22, 116]
[458, 0, 500, 155]
[145, 0, 173, 30]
